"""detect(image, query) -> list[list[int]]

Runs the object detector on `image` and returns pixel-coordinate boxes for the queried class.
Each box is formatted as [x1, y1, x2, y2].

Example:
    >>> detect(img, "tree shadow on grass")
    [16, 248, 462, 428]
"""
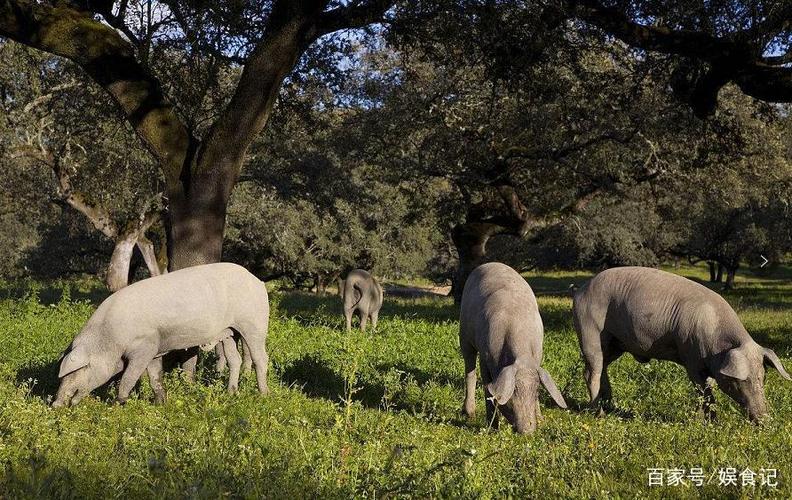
[374, 362, 459, 388]
[277, 355, 386, 409]
[15, 359, 121, 404]
[276, 291, 458, 325]
[13, 348, 225, 406]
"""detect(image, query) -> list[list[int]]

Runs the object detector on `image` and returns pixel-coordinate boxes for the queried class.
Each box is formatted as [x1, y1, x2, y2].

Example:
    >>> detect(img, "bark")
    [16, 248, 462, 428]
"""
[568, 1, 792, 116]
[450, 185, 535, 302]
[708, 261, 716, 282]
[715, 263, 724, 283]
[316, 274, 327, 295]
[107, 233, 138, 292]
[724, 265, 738, 290]
[164, 171, 230, 269]
[1, 0, 396, 270]
[137, 235, 162, 277]
[451, 222, 506, 303]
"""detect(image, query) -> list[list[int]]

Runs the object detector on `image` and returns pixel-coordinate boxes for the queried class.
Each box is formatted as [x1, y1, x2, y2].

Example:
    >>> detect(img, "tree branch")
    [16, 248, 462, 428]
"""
[315, 0, 394, 36]
[567, 0, 792, 112]
[0, 0, 192, 187]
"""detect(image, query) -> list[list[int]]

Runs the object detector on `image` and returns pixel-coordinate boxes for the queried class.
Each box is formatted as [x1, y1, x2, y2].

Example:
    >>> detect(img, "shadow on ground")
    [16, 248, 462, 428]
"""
[276, 291, 458, 325]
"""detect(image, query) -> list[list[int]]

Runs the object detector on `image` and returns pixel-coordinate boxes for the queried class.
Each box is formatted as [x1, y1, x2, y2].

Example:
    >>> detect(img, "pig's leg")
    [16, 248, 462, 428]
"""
[344, 307, 353, 332]
[215, 342, 227, 372]
[461, 342, 477, 418]
[118, 349, 158, 404]
[687, 367, 716, 420]
[599, 344, 623, 408]
[222, 336, 242, 395]
[181, 350, 198, 382]
[244, 336, 270, 395]
[241, 338, 253, 373]
[147, 357, 167, 405]
[370, 310, 379, 331]
[359, 308, 369, 332]
[481, 359, 499, 430]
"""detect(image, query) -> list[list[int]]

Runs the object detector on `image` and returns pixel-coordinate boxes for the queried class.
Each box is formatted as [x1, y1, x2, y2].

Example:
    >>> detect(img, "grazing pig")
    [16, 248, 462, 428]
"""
[52, 262, 270, 407]
[572, 266, 790, 421]
[459, 262, 567, 433]
[338, 269, 383, 332]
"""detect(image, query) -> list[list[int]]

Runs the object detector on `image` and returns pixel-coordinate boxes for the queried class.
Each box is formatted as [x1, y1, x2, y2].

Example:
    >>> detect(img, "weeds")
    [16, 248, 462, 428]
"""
[0, 265, 790, 498]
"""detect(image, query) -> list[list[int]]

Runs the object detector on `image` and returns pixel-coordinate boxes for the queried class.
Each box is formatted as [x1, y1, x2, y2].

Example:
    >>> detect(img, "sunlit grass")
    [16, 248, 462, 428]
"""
[0, 265, 790, 497]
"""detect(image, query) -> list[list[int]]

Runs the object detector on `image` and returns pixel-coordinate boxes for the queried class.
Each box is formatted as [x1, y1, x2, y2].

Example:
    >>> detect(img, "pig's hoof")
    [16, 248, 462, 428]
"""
[153, 394, 167, 405]
[258, 386, 270, 396]
[228, 386, 239, 395]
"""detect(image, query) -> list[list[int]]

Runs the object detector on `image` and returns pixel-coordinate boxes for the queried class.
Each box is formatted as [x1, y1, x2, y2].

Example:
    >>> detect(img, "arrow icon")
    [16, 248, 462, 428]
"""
[760, 255, 769, 268]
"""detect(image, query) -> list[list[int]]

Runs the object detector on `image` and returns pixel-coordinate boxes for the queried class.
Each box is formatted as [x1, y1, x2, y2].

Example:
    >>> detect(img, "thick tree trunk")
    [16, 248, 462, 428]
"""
[715, 263, 724, 283]
[165, 176, 231, 270]
[451, 223, 501, 303]
[708, 261, 717, 282]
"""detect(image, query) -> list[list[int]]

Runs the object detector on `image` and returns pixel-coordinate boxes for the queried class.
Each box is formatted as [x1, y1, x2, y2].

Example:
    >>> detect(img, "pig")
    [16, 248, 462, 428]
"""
[52, 262, 270, 407]
[338, 269, 383, 332]
[572, 266, 791, 421]
[459, 262, 567, 433]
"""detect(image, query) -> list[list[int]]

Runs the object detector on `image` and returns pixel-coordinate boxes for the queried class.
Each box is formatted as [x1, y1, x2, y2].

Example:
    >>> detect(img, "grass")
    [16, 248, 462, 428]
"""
[0, 264, 790, 498]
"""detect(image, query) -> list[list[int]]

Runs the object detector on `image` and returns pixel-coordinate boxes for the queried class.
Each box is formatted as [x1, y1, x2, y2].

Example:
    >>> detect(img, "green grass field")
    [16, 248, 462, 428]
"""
[1, 264, 790, 498]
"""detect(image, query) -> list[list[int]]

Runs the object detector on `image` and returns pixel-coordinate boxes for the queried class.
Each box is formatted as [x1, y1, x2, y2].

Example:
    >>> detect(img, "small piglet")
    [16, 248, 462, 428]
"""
[572, 266, 790, 421]
[53, 262, 270, 407]
[339, 269, 383, 332]
[460, 262, 567, 433]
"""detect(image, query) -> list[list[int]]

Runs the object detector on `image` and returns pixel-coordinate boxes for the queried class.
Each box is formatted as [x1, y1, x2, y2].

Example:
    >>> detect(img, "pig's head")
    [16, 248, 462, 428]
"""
[712, 343, 791, 422]
[487, 362, 567, 434]
[52, 344, 124, 408]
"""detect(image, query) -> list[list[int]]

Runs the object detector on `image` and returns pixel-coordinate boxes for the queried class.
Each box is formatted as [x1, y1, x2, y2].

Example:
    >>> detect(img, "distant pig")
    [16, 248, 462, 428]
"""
[53, 262, 270, 407]
[572, 266, 790, 421]
[459, 262, 567, 433]
[338, 269, 383, 332]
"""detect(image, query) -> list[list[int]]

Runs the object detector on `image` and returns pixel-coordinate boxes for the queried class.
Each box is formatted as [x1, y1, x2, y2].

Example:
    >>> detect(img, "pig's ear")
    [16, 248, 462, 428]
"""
[59, 347, 89, 377]
[763, 348, 791, 381]
[538, 367, 568, 409]
[487, 364, 518, 405]
[718, 348, 750, 381]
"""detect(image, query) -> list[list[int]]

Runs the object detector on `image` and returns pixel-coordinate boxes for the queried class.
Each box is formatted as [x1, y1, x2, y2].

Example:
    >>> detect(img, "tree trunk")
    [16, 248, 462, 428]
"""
[165, 175, 231, 270]
[451, 223, 501, 303]
[107, 234, 139, 292]
[708, 261, 717, 282]
[715, 263, 724, 283]
[724, 265, 738, 290]
[137, 235, 162, 277]
[316, 274, 327, 295]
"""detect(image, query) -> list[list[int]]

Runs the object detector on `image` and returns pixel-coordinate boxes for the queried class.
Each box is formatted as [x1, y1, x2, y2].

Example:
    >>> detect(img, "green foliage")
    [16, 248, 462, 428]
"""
[0, 267, 790, 497]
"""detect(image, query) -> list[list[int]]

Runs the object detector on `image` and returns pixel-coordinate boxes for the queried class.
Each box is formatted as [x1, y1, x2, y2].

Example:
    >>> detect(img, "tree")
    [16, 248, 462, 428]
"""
[347, 31, 709, 300]
[225, 74, 443, 290]
[0, 0, 398, 271]
[0, 41, 164, 290]
[566, 1, 792, 115]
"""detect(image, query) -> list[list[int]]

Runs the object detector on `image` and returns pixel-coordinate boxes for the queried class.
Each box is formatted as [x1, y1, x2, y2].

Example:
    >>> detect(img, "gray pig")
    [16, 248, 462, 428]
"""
[460, 262, 567, 433]
[572, 266, 790, 421]
[338, 269, 383, 332]
[53, 262, 270, 407]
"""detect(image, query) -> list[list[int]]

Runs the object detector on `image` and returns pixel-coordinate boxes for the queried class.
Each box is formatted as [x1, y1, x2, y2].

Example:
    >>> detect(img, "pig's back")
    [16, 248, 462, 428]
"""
[577, 267, 743, 353]
[460, 263, 542, 356]
[100, 263, 266, 336]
